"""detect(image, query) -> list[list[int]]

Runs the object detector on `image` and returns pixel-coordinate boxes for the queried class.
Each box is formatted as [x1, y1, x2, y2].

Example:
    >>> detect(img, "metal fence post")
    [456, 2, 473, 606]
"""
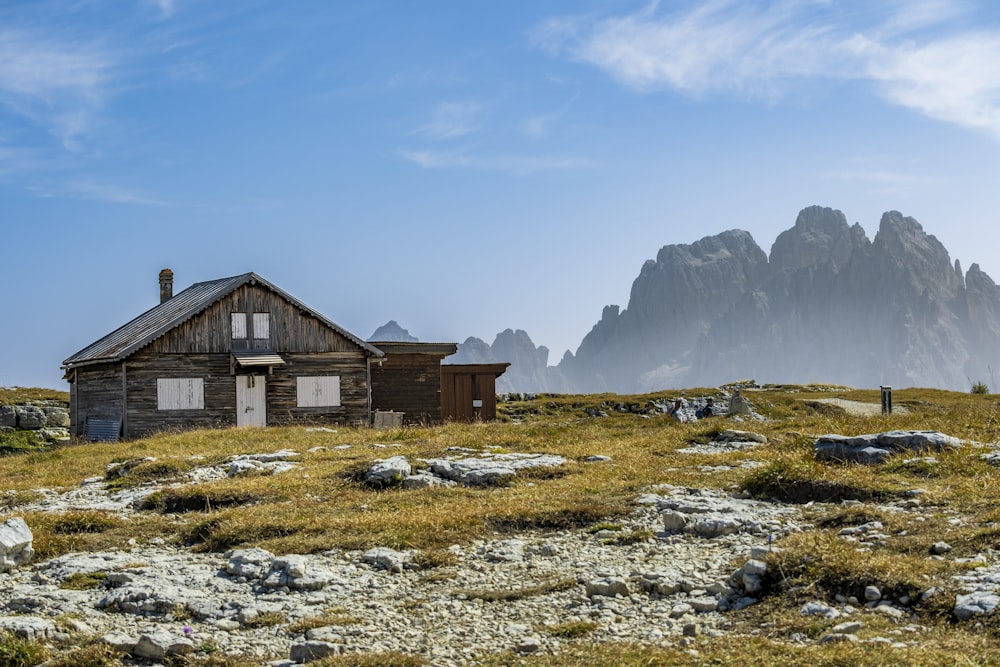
[880, 386, 892, 415]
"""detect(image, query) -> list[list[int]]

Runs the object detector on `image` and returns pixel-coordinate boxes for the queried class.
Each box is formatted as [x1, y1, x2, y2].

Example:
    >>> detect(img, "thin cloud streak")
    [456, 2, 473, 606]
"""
[536, 1, 1000, 140]
[400, 148, 594, 175]
[68, 180, 167, 206]
[416, 101, 484, 140]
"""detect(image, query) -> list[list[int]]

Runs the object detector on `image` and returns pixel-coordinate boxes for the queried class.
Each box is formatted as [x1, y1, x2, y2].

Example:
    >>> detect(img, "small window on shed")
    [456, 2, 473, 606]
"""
[231, 313, 247, 340]
[297, 376, 341, 407]
[157, 378, 205, 410]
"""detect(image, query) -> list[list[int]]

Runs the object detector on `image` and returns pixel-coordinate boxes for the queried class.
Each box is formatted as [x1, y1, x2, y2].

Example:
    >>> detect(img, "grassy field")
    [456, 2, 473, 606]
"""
[3, 384, 1000, 665]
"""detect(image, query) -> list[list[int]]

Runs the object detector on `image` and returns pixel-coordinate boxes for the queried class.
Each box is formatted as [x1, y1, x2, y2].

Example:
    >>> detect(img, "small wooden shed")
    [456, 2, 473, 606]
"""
[440, 363, 510, 421]
[62, 270, 383, 439]
[369, 341, 458, 425]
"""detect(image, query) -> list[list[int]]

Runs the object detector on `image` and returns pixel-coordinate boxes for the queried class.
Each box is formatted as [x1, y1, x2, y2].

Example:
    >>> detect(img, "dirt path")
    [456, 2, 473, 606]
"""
[810, 398, 908, 416]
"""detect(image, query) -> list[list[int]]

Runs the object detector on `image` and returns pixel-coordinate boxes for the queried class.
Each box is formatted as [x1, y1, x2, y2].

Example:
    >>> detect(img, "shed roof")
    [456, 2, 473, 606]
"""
[369, 341, 458, 358]
[63, 272, 382, 369]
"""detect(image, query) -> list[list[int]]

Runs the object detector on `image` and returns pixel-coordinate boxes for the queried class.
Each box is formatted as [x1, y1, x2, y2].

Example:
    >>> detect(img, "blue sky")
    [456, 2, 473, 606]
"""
[3, 0, 1000, 389]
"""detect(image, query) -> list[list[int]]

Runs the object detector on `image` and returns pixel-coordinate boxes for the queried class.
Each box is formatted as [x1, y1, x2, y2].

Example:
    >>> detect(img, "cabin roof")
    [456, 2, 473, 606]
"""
[62, 272, 382, 369]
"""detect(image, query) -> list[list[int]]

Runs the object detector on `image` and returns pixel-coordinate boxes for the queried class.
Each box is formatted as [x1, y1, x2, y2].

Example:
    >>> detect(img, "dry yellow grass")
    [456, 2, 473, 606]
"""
[4, 385, 1000, 664]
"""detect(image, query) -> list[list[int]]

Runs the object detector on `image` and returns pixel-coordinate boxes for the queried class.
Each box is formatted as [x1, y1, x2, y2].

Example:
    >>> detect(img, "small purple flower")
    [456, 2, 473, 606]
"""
[183, 626, 192, 635]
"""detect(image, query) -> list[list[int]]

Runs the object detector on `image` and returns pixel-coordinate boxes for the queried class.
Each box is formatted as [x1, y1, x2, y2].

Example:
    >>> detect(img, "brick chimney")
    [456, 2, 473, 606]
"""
[159, 268, 174, 303]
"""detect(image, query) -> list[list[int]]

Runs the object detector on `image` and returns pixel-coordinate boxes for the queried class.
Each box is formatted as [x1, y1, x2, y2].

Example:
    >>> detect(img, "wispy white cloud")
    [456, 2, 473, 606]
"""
[400, 148, 594, 175]
[416, 101, 484, 140]
[0, 28, 116, 148]
[68, 180, 167, 206]
[862, 32, 1000, 140]
[152, 0, 177, 19]
[535, 1, 1000, 140]
[522, 94, 579, 139]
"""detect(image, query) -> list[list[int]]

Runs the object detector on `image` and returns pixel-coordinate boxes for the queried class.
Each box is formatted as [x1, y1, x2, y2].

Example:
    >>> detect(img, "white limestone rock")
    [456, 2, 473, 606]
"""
[133, 631, 195, 660]
[290, 640, 344, 662]
[362, 547, 413, 573]
[0, 616, 56, 641]
[365, 456, 412, 486]
[226, 547, 275, 581]
[955, 591, 1000, 620]
[0, 517, 34, 572]
[585, 577, 629, 598]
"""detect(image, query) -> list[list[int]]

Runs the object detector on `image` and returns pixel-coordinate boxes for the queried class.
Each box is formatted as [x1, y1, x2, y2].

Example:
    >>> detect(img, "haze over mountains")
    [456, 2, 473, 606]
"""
[374, 206, 1000, 394]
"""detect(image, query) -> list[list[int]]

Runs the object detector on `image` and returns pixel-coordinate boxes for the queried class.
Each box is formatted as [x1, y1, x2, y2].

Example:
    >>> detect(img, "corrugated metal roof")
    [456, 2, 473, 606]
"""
[63, 272, 382, 368]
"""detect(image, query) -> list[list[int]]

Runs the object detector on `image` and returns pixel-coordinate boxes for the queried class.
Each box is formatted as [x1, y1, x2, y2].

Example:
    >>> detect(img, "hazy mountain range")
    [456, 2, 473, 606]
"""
[373, 206, 1000, 394]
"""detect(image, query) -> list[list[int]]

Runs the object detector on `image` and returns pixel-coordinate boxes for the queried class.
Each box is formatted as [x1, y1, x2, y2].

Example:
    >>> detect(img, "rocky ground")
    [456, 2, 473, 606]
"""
[2, 429, 999, 665]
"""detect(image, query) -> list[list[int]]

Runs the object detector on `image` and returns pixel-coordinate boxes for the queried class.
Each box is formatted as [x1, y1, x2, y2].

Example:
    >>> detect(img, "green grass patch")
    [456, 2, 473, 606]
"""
[59, 571, 107, 590]
[0, 630, 48, 667]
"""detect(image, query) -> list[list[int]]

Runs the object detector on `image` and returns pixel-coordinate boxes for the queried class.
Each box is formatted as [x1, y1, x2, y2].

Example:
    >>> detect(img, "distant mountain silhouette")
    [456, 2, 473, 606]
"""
[368, 320, 418, 342]
[455, 206, 1000, 393]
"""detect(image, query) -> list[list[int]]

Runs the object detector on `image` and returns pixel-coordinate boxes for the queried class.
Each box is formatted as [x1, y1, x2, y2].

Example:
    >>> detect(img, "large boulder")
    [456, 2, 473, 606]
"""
[365, 456, 412, 486]
[42, 406, 70, 428]
[815, 430, 962, 464]
[0, 517, 34, 571]
[15, 406, 45, 429]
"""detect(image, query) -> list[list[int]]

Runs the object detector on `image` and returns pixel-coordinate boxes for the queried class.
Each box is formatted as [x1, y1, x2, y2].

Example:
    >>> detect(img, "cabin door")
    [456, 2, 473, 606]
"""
[236, 375, 267, 427]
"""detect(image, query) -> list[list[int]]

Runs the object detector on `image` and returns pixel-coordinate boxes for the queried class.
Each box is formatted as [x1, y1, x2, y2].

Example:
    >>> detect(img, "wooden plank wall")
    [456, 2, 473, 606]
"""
[370, 353, 443, 424]
[123, 349, 371, 436]
[150, 285, 361, 355]
[268, 352, 370, 426]
[441, 366, 504, 421]
[70, 364, 124, 438]
[126, 351, 234, 437]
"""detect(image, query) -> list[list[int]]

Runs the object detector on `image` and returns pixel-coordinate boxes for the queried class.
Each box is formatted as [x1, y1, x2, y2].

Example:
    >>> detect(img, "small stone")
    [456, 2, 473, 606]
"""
[800, 601, 840, 619]
[930, 542, 952, 555]
[864, 586, 882, 601]
[515, 636, 541, 653]
[832, 621, 864, 634]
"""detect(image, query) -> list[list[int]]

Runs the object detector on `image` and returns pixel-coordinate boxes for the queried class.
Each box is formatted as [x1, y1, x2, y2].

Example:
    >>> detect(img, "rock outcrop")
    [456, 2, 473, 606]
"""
[385, 206, 1000, 394]
[547, 206, 1000, 393]
[450, 330, 574, 393]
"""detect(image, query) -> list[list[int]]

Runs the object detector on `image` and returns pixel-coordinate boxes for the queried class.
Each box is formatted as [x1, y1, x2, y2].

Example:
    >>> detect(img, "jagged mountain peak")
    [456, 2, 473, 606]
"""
[769, 205, 869, 274]
[456, 206, 1000, 394]
[368, 320, 418, 342]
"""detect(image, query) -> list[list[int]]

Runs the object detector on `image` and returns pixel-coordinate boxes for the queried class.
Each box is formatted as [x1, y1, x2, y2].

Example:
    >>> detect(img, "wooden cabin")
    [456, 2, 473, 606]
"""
[62, 270, 384, 440]
[369, 341, 458, 425]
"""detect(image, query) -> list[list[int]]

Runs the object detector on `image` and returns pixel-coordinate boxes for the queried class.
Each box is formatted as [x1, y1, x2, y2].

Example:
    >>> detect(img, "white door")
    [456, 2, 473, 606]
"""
[236, 375, 266, 427]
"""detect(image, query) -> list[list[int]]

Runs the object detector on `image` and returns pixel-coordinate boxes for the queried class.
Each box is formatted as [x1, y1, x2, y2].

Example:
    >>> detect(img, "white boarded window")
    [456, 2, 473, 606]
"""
[231, 313, 247, 340]
[157, 378, 205, 410]
[253, 312, 270, 340]
[297, 376, 341, 407]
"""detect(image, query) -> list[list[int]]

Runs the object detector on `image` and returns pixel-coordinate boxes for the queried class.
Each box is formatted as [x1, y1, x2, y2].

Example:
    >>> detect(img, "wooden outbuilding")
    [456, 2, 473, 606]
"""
[369, 341, 458, 425]
[62, 270, 384, 440]
[440, 363, 511, 421]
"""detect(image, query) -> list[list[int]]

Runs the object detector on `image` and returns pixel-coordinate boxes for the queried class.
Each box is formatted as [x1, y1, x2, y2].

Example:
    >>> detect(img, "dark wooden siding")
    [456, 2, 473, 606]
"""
[120, 349, 371, 437]
[125, 351, 234, 437]
[268, 352, 370, 426]
[148, 285, 361, 355]
[69, 363, 124, 438]
[371, 353, 444, 424]
[440, 364, 509, 422]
